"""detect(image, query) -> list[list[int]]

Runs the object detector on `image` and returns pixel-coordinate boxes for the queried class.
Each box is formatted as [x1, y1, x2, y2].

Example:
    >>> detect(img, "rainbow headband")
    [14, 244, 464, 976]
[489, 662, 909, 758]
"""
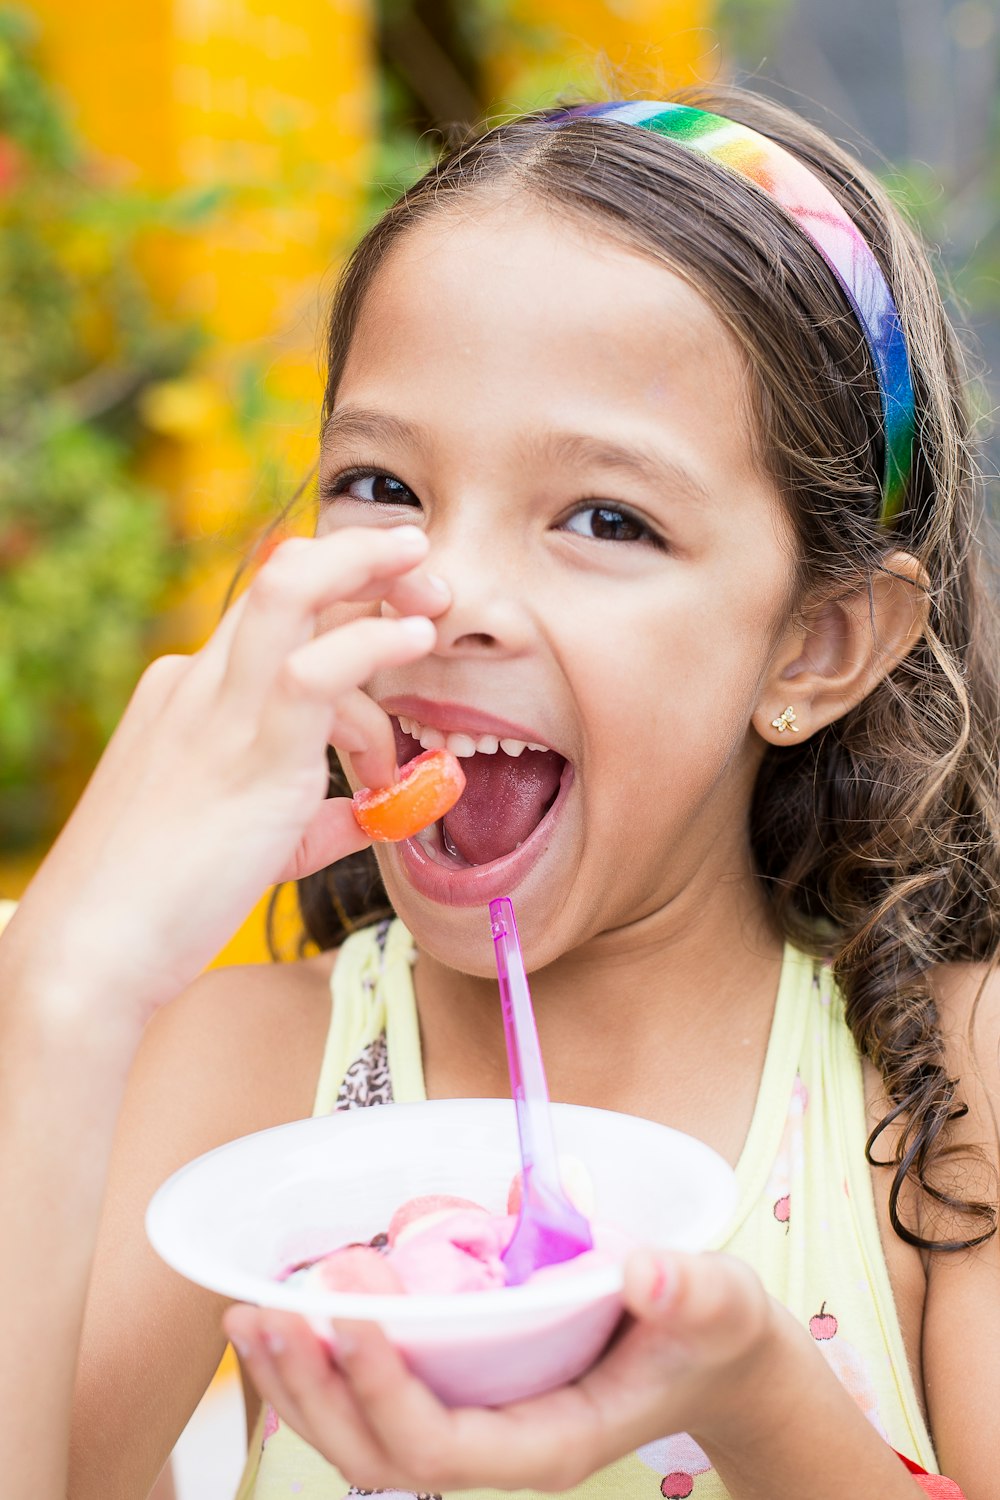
[550, 102, 915, 526]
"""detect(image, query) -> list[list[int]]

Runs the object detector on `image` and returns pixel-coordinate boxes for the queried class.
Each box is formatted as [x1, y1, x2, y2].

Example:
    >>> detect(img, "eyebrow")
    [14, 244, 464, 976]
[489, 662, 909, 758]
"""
[522, 430, 713, 506]
[320, 405, 712, 506]
[320, 407, 427, 461]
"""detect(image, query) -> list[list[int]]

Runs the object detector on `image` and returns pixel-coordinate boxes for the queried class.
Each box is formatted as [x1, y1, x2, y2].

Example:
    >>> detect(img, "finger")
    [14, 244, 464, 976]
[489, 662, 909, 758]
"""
[558, 1251, 772, 1470]
[222, 527, 428, 714]
[155, 595, 251, 718]
[330, 1320, 580, 1491]
[619, 1248, 767, 1368]
[333, 1320, 598, 1492]
[621, 1246, 682, 1326]
[380, 565, 451, 620]
[275, 798, 372, 882]
[226, 1309, 398, 1489]
[323, 687, 400, 792]
[189, 591, 250, 679]
[330, 1320, 464, 1487]
[255, 615, 435, 769]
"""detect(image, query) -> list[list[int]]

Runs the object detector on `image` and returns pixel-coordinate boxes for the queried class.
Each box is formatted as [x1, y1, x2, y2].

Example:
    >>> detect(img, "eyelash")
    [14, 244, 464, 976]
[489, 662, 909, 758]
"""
[319, 466, 664, 549]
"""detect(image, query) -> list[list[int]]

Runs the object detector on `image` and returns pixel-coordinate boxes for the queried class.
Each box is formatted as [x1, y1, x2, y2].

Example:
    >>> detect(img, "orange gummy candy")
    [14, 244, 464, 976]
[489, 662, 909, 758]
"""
[352, 748, 466, 843]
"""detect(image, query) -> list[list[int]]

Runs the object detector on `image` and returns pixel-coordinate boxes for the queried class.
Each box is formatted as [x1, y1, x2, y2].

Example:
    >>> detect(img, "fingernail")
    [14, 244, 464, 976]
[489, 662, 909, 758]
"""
[263, 1330, 285, 1355]
[649, 1258, 676, 1307]
[230, 1336, 251, 1359]
[425, 573, 450, 597]
[399, 615, 436, 642]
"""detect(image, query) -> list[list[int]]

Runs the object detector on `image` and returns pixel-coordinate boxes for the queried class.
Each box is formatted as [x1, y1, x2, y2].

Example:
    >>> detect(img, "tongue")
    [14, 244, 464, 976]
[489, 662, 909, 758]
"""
[443, 748, 564, 866]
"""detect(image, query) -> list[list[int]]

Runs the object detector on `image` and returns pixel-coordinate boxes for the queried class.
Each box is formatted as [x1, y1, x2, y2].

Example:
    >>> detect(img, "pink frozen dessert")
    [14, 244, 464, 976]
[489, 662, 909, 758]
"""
[283, 1174, 628, 1297]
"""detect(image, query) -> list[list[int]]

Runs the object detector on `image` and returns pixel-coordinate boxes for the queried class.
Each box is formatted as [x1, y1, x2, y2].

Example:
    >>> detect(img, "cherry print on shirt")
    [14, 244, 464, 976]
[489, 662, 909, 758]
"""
[809, 1301, 838, 1341]
[637, 1431, 712, 1495]
[660, 1474, 695, 1498]
[765, 1074, 809, 1235]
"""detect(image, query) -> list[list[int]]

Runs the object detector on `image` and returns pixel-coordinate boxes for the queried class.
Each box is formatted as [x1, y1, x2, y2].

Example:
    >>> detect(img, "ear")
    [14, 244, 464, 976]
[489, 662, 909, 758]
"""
[752, 551, 930, 745]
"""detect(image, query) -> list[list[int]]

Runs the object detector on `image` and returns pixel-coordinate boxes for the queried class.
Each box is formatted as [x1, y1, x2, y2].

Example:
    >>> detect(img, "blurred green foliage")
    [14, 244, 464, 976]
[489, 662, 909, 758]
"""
[0, 7, 208, 848]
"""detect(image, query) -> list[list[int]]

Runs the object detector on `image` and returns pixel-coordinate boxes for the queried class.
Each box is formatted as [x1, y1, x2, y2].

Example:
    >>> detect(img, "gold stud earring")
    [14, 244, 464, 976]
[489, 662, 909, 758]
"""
[771, 706, 800, 734]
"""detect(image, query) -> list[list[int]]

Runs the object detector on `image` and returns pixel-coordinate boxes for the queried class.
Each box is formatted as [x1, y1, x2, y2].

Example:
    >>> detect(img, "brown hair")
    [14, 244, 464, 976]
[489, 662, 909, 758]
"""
[286, 85, 1000, 1251]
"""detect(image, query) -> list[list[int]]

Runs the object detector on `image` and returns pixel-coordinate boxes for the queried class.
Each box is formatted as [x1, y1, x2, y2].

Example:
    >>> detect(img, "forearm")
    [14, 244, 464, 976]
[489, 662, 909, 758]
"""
[0, 922, 146, 1500]
[692, 1302, 923, 1500]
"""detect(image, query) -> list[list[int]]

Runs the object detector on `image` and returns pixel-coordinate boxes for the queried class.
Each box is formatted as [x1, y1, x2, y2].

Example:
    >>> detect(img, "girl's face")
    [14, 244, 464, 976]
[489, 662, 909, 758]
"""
[318, 197, 800, 974]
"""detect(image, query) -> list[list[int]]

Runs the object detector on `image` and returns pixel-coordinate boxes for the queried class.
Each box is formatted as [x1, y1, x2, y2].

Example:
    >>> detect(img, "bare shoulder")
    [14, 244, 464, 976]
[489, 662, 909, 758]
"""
[140, 946, 340, 1134]
[918, 956, 1000, 1494]
[928, 955, 1000, 1132]
[929, 952, 1000, 1031]
[916, 955, 1000, 1226]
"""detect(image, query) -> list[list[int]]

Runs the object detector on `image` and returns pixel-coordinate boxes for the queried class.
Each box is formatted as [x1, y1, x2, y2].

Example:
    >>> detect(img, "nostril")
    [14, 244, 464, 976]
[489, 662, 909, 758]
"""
[452, 632, 496, 649]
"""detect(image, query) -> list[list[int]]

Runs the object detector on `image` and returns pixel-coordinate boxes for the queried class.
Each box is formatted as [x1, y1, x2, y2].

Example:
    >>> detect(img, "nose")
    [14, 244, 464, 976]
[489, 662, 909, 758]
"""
[419, 522, 535, 658]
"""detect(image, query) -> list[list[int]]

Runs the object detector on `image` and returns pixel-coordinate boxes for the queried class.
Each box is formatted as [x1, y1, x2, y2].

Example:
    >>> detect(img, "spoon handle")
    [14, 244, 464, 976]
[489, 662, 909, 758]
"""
[489, 897, 561, 1187]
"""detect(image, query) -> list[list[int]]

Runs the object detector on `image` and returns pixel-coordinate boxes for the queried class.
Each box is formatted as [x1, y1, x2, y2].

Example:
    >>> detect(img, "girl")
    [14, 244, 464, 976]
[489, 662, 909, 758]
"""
[2, 85, 998, 1499]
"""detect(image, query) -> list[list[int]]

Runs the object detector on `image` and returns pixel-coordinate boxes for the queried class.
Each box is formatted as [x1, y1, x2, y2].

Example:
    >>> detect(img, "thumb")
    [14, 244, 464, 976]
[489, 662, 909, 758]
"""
[276, 797, 373, 882]
[622, 1247, 682, 1326]
[622, 1248, 769, 1368]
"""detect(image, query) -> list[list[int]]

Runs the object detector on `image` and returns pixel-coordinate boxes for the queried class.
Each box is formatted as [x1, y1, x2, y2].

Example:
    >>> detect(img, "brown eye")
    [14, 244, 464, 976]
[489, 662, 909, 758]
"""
[367, 474, 415, 504]
[564, 505, 652, 543]
[321, 469, 419, 506]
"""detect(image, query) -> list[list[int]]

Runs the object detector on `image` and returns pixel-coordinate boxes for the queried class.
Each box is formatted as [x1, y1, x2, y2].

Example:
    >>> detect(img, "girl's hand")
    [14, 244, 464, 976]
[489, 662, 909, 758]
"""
[223, 1249, 773, 1494]
[8, 525, 447, 1018]
[226, 1250, 928, 1497]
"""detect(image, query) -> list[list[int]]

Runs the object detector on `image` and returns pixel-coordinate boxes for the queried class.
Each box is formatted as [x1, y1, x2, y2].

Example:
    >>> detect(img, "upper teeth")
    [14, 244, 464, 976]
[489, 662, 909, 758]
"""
[396, 715, 550, 758]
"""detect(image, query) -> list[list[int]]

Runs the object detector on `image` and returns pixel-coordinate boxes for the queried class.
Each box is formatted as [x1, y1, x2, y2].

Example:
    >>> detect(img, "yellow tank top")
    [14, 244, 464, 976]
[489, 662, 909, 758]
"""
[236, 918, 938, 1498]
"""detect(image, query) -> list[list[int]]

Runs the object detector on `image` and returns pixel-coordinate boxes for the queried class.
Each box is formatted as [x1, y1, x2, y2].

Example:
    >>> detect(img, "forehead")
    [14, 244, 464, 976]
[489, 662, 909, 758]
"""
[337, 197, 764, 494]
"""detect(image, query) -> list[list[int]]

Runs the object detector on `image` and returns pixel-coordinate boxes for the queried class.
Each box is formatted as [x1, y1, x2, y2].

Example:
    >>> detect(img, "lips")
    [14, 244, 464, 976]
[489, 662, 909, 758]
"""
[394, 761, 574, 906]
[378, 696, 574, 906]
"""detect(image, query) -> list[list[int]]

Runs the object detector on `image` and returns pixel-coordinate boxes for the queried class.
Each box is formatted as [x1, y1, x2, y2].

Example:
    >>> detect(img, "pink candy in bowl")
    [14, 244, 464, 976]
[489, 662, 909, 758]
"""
[146, 1098, 737, 1407]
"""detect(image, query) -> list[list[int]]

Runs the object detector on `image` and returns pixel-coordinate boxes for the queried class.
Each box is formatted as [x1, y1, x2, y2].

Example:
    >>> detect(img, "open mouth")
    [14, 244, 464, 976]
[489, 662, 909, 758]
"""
[392, 714, 569, 870]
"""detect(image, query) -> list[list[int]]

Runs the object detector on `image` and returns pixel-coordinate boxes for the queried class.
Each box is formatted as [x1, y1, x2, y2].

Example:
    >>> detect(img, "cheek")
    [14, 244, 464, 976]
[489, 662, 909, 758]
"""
[580, 595, 772, 713]
[570, 577, 785, 780]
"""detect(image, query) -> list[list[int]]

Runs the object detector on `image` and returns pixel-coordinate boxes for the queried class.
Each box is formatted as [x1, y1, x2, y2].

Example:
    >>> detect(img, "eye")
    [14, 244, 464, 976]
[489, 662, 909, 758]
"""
[561, 504, 659, 546]
[320, 468, 420, 508]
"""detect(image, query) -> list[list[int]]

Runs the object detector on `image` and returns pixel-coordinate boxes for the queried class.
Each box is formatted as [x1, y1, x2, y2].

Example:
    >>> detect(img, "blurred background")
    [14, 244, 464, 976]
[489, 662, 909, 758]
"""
[2, 0, 998, 948]
[1, 2, 996, 1495]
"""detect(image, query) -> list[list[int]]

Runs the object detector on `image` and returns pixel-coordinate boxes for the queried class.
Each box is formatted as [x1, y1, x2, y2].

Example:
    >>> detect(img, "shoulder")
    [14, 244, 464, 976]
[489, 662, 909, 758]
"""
[929, 957, 1000, 1131]
[929, 952, 1000, 1028]
[133, 948, 340, 1140]
[913, 957, 1000, 1226]
[862, 958, 1000, 1219]
[917, 958, 1000, 1489]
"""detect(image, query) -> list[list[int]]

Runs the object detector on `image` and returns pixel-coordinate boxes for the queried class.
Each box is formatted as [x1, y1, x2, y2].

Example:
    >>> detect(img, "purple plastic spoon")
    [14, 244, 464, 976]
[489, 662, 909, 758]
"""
[490, 896, 593, 1285]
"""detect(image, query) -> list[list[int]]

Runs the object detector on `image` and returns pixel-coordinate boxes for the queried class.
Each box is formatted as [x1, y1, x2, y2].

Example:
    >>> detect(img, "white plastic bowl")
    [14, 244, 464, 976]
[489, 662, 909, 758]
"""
[147, 1098, 737, 1406]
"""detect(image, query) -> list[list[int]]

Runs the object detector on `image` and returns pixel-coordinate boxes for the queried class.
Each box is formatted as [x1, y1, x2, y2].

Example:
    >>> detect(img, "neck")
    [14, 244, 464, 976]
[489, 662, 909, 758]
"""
[411, 864, 786, 1128]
